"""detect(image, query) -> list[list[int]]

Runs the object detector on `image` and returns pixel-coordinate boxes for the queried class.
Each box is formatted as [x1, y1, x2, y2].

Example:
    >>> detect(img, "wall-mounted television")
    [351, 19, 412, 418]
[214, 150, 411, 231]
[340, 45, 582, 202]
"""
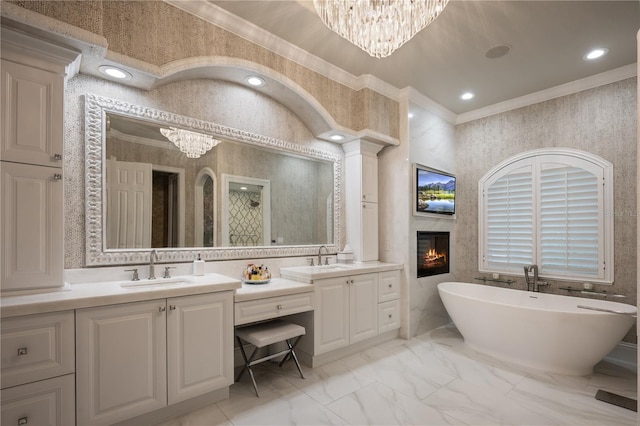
[413, 164, 456, 217]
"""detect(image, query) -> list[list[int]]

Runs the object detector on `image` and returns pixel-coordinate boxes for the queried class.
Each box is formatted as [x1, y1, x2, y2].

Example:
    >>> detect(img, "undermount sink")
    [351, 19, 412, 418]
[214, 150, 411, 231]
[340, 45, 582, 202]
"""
[279, 263, 357, 282]
[120, 277, 190, 288]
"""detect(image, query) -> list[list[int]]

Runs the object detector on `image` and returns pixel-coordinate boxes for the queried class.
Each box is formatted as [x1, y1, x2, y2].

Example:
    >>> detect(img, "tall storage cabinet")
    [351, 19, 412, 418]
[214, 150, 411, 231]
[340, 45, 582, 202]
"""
[0, 27, 79, 292]
[344, 140, 384, 262]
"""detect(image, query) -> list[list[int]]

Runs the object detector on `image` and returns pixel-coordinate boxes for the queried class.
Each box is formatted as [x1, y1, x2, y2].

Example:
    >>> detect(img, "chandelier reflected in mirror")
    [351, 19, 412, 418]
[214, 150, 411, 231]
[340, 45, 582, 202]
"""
[160, 127, 221, 158]
[313, 0, 449, 58]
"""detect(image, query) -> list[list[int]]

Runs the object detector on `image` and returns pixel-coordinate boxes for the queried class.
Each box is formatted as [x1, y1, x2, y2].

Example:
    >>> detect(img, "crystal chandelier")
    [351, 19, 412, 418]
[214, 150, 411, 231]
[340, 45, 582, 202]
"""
[160, 127, 221, 158]
[313, 0, 449, 58]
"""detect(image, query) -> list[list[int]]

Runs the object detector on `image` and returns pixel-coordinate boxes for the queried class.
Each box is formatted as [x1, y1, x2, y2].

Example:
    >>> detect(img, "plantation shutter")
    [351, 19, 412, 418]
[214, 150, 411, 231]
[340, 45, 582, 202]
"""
[479, 150, 611, 282]
[485, 166, 533, 271]
[539, 164, 600, 277]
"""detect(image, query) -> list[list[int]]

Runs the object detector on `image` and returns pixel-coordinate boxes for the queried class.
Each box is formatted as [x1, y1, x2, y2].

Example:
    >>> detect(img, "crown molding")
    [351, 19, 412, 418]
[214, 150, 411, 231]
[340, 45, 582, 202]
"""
[456, 63, 637, 124]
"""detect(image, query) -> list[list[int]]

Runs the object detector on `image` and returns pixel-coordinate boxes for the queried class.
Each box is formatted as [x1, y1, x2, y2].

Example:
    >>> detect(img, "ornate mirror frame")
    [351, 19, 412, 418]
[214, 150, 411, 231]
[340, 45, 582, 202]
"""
[84, 93, 343, 266]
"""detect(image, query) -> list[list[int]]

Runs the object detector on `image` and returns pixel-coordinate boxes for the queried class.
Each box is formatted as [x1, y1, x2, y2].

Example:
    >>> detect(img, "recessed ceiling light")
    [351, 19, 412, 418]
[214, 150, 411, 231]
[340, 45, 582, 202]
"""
[246, 76, 265, 86]
[460, 92, 475, 101]
[98, 65, 131, 80]
[329, 134, 345, 141]
[584, 48, 608, 61]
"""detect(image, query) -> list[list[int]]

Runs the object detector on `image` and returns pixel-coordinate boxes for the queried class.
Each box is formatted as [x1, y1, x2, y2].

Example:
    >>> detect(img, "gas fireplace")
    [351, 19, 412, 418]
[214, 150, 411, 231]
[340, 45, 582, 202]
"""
[417, 231, 450, 278]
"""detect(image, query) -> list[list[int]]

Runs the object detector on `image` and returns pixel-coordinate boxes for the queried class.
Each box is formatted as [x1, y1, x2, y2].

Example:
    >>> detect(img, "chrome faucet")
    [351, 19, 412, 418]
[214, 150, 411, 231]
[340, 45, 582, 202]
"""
[149, 249, 159, 279]
[318, 245, 329, 266]
[523, 264, 548, 292]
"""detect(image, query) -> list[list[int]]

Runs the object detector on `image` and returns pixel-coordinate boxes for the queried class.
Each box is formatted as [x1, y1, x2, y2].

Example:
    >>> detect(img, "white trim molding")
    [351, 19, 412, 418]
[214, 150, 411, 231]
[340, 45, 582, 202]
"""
[457, 64, 637, 124]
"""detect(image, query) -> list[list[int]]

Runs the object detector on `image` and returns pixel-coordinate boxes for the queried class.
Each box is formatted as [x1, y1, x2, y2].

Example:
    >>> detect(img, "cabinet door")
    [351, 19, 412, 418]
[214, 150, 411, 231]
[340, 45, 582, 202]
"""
[1, 373, 75, 426]
[167, 292, 233, 405]
[1, 60, 64, 166]
[1, 162, 63, 291]
[361, 153, 378, 203]
[349, 273, 378, 344]
[361, 202, 379, 262]
[315, 277, 350, 355]
[76, 300, 167, 426]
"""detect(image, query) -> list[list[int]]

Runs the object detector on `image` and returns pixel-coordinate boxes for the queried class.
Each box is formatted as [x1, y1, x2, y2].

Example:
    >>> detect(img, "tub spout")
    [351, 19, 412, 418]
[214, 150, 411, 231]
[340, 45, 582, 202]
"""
[524, 264, 547, 292]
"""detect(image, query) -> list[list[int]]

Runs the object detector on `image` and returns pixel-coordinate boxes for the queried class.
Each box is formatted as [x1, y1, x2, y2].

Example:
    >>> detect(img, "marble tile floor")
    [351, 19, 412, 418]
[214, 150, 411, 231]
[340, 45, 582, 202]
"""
[157, 325, 637, 426]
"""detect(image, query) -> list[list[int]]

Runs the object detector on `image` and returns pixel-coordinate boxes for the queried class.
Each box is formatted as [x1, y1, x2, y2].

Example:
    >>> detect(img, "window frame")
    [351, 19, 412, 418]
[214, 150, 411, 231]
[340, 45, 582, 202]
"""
[478, 148, 614, 283]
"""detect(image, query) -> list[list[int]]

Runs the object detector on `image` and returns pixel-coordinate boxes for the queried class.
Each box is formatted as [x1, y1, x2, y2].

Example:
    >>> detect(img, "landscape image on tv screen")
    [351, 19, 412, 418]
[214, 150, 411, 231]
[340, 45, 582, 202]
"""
[416, 167, 456, 215]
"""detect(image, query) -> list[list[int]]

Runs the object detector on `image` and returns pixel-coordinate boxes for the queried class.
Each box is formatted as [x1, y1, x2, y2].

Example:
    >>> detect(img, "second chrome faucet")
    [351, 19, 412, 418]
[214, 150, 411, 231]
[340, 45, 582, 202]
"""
[149, 249, 159, 279]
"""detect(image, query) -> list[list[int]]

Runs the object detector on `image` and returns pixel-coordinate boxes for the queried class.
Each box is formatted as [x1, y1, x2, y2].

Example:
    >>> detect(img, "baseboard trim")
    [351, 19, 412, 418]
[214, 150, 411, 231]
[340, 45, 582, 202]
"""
[603, 342, 637, 373]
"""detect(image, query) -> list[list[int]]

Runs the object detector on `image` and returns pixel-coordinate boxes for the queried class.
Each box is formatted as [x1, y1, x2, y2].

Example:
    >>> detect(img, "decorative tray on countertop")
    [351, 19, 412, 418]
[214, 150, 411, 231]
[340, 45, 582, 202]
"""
[242, 279, 271, 285]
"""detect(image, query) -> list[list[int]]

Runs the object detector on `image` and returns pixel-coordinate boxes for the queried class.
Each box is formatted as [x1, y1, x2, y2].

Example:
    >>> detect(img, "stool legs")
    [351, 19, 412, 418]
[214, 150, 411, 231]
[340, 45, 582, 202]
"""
[236, 336, 261, 397]
[279, 336, 305, 379]
[235, 335, 305, 398]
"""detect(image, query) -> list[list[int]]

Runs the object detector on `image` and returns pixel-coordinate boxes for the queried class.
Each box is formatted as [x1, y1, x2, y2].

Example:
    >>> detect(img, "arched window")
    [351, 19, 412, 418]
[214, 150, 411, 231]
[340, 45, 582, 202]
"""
[479, 148, 613, 283]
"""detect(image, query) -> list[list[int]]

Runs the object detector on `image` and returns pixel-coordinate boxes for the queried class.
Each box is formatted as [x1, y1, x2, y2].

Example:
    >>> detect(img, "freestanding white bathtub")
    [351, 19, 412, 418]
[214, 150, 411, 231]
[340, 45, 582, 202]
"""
[438, 282, 636, 376]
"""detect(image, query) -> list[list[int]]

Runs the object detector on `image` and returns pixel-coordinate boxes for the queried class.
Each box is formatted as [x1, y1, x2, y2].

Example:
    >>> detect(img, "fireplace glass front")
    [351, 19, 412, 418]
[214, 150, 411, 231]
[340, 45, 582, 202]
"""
[417, 231, 450, 278]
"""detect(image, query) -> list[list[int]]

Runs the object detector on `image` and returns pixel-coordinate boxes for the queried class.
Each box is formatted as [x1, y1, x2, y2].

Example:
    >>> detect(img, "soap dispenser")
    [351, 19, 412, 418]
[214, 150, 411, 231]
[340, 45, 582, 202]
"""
[193, 254, 205, 276]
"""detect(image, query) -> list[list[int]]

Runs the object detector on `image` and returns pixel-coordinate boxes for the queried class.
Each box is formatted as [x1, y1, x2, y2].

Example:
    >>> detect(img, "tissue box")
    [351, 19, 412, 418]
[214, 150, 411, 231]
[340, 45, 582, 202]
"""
[337, 252, 354, 264]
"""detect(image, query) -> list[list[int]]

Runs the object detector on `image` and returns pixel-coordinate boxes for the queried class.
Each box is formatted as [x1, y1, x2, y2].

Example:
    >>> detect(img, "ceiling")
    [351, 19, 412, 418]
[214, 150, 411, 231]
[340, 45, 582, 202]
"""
[210, 1, 638, 115]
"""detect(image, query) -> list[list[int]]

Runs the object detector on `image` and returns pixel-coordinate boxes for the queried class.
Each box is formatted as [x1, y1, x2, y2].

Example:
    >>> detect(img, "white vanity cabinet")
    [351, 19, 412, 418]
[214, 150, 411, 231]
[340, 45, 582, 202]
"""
[0, 311, 76, 426]
[377, 270, 401, 333]
[76, 291, 234, 426]
[314, 273, 379, 355]
[0, 27, 79, 292]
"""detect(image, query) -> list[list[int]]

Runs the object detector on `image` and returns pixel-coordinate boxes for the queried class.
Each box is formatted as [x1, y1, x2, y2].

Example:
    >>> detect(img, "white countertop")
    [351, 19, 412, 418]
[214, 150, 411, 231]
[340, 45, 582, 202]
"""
[234, 278, 314, 302]
[0, 273, 241, 318]
[280, 261, 402, 283]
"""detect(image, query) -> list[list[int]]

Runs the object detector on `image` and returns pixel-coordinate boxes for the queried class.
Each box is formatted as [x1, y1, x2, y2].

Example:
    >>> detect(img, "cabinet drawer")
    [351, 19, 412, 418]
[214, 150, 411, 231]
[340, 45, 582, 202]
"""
[378, 300, 400, 334]
[1, 373, 75, 426]
[235, 292, 314, 326]
[1, 311, 75, 388]
[378, 270, 401, 302]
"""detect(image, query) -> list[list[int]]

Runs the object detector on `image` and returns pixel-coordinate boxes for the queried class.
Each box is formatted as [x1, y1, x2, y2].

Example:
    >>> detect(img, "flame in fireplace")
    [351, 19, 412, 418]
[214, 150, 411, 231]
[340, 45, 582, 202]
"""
[424, 248, 446, 264]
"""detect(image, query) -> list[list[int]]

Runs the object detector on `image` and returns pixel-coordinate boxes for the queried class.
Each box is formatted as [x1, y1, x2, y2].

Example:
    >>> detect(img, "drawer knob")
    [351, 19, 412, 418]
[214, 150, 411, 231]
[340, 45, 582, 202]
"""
[53, 173, 63, 180]
[17, 347, 28, 356]
[169, 305, 176, 311]
[277, 304, 283, 310]
[53, 153, 62, 161]
[18, 417, 28, 425]
[388, 314, 393, 319]
[158, 306, 166, 312]
[388, 284, 392, 288]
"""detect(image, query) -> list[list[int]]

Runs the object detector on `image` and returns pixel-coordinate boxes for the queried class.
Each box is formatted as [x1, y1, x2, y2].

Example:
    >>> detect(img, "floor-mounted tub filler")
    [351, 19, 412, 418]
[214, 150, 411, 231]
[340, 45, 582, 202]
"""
[437, 281, 636, 376]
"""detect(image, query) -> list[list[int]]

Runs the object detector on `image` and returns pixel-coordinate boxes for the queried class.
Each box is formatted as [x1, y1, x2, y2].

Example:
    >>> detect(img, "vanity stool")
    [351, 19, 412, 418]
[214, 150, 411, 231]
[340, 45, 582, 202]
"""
[235, 319, 305, 397]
